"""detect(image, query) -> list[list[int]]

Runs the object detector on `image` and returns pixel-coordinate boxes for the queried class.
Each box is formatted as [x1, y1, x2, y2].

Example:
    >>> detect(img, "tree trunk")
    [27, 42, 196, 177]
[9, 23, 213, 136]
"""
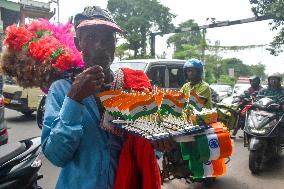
[141, 28, 147, 56]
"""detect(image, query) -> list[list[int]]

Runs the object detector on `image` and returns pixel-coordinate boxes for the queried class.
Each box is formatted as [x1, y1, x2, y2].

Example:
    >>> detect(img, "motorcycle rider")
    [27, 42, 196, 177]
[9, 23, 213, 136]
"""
[180, 58, 212, 109]
[258, 74, 284, 105]
[248, 76, 262, 96]
[231, 76, 263, 138]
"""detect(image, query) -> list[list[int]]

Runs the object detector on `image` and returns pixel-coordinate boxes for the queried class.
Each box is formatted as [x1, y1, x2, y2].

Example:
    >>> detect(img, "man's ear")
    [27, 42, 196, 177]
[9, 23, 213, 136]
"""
[74, 37, 81, 51]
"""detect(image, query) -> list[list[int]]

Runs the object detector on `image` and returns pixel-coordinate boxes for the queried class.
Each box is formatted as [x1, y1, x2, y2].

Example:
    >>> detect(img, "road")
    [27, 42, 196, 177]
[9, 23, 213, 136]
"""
[5, 108, 284, 189]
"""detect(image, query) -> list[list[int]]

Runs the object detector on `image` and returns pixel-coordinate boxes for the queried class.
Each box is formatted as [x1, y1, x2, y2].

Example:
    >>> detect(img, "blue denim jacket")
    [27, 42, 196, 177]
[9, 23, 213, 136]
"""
[41, 79, 123, 189]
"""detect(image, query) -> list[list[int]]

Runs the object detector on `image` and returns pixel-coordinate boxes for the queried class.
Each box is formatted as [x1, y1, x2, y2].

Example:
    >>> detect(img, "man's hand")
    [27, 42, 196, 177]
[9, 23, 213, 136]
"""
[151, 138, 177, 152]
[68, 65, 105, 102]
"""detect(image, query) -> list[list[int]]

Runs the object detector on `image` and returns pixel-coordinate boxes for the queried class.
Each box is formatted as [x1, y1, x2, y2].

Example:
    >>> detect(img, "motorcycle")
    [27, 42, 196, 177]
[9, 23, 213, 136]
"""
[244, 97, 284, 174]
[36, 95, 46, 130]
[216, 91, 256, 135]
[231, 91, 256, 137]
[0, 137, 42, 189]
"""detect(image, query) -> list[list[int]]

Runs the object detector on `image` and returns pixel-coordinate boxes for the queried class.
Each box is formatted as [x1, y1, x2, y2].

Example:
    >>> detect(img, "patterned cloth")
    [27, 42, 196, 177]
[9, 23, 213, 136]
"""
[180, 81, 212, 109]
[258, 87, 284, 103]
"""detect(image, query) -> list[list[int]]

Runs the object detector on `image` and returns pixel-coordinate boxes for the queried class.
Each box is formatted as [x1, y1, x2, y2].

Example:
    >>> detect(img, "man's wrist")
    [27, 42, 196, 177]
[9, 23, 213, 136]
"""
[67, 89, 83, 103]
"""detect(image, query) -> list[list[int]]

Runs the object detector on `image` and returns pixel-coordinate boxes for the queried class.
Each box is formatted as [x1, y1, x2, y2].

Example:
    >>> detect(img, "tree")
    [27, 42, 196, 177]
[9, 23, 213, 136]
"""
[219, 75, 235, 86]
[107, 0, 175, 58]
[167, 20, 202, 51]
[249, 63, 266, 79]
[249, 0, 284, 55]
[173, 44, 202, 60]
[115, 43, 130, 60]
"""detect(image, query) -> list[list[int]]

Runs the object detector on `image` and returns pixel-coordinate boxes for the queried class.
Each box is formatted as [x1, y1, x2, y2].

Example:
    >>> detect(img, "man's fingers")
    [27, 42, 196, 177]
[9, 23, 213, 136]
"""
[83, 65, 103, 74]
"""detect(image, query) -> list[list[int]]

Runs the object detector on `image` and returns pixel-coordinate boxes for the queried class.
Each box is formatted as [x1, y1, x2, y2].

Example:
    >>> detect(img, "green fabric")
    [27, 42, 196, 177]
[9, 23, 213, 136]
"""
[188, 156, 205, 178]
[195, 135, 210, 162]
[180, 81, 212, 109]
[160, 104, 182, 117]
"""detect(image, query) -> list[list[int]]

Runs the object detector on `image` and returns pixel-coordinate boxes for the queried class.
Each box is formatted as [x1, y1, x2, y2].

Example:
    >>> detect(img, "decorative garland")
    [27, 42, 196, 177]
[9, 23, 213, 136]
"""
[0, 19, 84, 88]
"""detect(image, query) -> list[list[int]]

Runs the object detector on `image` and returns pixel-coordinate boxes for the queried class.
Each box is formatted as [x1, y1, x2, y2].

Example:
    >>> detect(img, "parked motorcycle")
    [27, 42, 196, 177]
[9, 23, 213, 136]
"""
[0, 137, 42, 189]
[244, 97, 284, 174]
[36, 95, 46, 130]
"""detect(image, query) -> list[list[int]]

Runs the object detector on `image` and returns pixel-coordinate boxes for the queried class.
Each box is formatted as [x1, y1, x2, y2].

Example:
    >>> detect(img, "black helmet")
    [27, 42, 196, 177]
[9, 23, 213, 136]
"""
[249, 76, 260, 84]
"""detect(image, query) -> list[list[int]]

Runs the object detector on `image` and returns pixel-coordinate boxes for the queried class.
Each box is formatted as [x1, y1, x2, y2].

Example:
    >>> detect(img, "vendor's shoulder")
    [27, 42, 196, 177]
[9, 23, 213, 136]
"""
[49, 79, 72, 95]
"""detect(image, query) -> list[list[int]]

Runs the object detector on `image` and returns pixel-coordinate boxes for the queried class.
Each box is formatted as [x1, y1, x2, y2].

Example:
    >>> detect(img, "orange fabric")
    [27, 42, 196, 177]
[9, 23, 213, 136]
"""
[212, 158, 226, 176]
[217, 132, 233, 158]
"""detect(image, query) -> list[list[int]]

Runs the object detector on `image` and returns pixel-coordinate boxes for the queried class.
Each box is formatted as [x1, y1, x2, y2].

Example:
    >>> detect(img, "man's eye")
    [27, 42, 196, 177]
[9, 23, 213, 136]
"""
[87, 35, 95, 40]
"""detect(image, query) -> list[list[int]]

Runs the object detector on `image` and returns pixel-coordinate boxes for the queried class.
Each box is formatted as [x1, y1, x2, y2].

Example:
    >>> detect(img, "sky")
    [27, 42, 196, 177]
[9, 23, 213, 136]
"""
[11, 0, 284, 74]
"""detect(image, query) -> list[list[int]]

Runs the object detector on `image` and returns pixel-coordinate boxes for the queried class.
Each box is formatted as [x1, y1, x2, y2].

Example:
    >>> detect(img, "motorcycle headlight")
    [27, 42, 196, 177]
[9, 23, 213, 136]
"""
[246, 116, 254, 128]
[31, 154, 42, 168]
[250, 128, 267, 134]
[249, 119, 276, 135]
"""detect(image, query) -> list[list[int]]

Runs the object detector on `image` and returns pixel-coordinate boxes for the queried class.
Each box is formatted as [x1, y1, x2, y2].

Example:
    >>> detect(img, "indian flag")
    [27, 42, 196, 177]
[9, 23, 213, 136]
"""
[103, 94, 129, 117]
[123, 95, 158, 120]
[98, 90, 122, 102]
[188, 158, 226, 178]
[160, 94, 185, 117]
[187, 91, 206, 111]
[195, 132, 232, 162]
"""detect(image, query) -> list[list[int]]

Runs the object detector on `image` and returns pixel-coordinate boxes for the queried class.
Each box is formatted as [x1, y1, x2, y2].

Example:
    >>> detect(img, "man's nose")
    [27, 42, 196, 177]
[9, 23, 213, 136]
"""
[93, 39, 107, 50]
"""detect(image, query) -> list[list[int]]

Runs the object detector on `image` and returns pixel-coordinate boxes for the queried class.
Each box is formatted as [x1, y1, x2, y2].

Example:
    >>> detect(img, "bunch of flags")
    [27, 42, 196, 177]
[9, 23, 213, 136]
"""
[98, 87, 207, 121]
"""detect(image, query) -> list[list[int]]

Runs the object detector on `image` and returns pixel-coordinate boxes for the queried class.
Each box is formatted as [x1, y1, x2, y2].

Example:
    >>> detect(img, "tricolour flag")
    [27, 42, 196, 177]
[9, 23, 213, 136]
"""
[160, 94, 185, 117]
[195, 132, 232, 162]
[98, 90, 122, 102]
[120, 95, 158, 120]
[187, 91, 206, 111]
[188, 158, 226, 178]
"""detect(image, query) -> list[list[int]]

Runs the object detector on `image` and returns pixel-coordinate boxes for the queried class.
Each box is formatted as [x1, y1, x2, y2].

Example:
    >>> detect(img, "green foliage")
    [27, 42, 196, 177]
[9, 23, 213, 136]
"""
[249, 0, 284, 55]
[108, 0, 175, 58]
[204, 62, 216, 84]
[219, 75, 235, 86]
[207, 44, 266, 52]
[173, 44, 202, 60]
[249, 63, 266, 79]
[167, 20, 202, 51]
[115, 43, 130, 60]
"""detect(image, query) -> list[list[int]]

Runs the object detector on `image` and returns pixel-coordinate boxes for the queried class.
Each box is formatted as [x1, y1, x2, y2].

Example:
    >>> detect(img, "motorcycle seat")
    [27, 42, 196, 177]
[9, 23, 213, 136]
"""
[0, 142, 26, 166]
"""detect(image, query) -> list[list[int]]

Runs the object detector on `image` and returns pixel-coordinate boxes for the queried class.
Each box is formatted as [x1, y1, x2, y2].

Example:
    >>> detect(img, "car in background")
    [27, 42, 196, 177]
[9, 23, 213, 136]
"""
[210, 84, 232, 102]
[221, 83, 250, 105]
[111, 59, 186, 89]
[3, 76, 43, 116]
[0, 74, 8, 146]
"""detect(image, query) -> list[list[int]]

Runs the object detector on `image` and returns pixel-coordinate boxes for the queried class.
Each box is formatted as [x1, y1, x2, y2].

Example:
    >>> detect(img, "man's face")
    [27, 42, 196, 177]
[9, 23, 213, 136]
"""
[186, 68, 198, 81]
[269, 77, 280, 88]
[250, 80, 259, 88]
[76, 25, 116, 69]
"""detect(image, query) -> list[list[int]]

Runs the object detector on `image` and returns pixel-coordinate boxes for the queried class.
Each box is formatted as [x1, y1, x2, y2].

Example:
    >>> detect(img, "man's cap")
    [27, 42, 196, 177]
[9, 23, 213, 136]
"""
[74, 6, 123, 33]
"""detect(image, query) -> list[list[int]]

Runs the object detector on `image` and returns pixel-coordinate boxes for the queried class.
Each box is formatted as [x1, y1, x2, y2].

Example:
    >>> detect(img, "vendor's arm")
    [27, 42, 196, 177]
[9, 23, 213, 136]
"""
[41, 80, 85, 167]
[41, 66, 105, 167]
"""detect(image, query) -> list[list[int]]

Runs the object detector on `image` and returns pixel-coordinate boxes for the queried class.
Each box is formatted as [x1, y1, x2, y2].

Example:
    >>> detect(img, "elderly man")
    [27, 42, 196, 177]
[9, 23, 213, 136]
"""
[41, 6, 124, 189]
[41, 6, 173, 189]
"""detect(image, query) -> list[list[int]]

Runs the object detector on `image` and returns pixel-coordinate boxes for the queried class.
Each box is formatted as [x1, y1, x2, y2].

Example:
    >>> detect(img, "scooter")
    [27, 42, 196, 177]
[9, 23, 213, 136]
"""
[244, 97, 284, 174]
[0, 137, 43, 189]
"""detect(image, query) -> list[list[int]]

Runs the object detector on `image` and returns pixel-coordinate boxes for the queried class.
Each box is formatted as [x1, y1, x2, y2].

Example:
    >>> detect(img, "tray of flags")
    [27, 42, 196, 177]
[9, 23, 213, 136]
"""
[111, 117, 212, 140]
